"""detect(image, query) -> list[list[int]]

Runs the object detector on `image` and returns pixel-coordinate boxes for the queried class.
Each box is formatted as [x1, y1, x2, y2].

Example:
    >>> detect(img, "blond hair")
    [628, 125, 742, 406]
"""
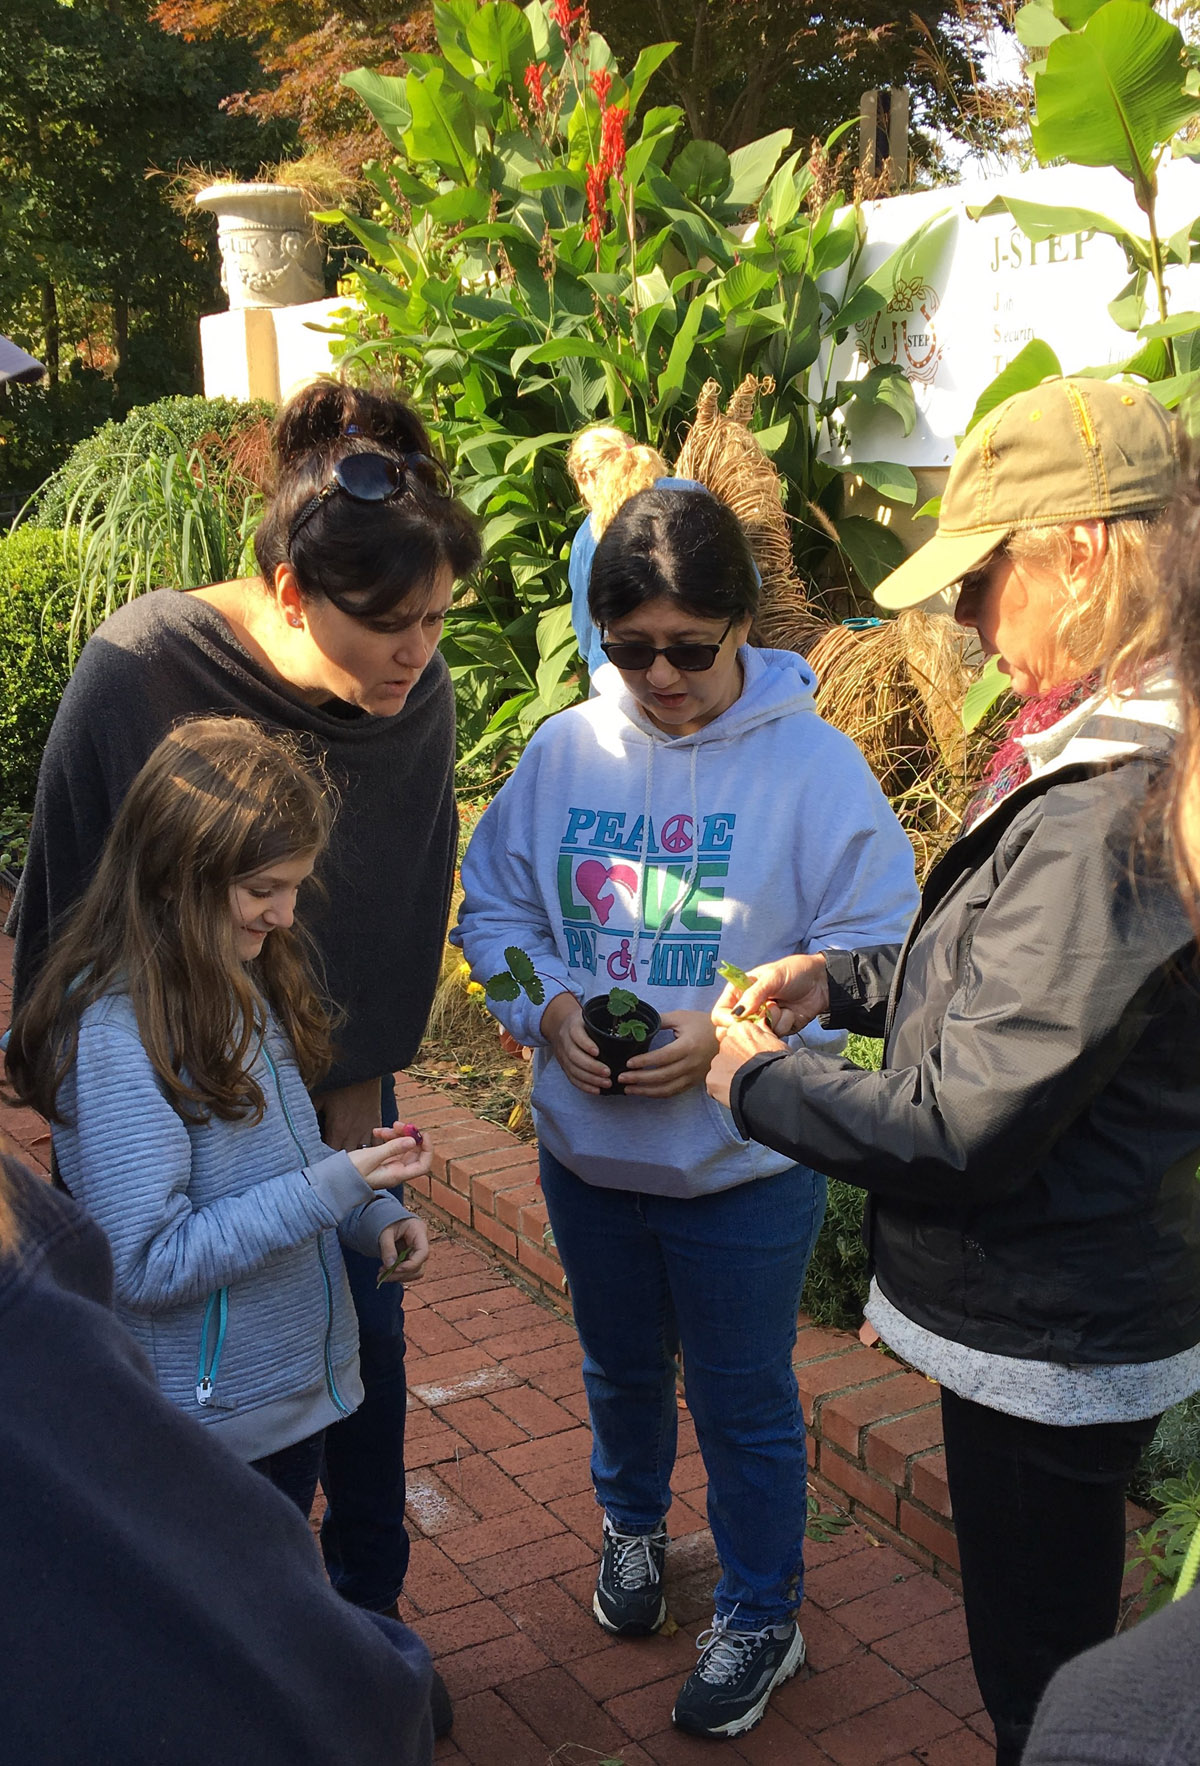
[567, 428, 669, 538]
[1004, 514, 1166, 692]
[1158, 456, 1200, 924]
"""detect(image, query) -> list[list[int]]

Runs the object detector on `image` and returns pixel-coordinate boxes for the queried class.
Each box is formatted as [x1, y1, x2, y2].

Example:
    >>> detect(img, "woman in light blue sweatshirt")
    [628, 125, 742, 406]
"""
[454, 487, 919, 1741]
[5, 717, 431, 1514]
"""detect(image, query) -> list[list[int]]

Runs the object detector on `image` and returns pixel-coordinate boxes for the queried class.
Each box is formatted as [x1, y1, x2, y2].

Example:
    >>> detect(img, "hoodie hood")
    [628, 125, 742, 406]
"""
[454, 645, 918, 1199]
[589, 642, 819, 747]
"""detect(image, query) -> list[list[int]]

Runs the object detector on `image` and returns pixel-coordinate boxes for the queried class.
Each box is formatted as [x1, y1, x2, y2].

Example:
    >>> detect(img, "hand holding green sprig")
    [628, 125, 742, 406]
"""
[716, 961, 771, 1024]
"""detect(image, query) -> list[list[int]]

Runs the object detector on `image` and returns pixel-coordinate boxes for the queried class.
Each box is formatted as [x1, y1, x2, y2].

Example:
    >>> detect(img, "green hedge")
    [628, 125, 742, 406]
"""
[800, 1033, 879, 1332]
[0, 528, 75, 834]
[32, 394, 273, 529]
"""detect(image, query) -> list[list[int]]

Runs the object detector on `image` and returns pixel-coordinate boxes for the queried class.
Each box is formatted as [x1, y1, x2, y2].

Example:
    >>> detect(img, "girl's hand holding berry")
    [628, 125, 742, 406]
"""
[348, 1133, 432, 1190]
[376, 1217, 430, 1284]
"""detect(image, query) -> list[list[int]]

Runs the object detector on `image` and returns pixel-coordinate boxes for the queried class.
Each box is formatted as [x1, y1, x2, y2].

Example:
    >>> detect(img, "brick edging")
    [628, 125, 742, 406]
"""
[397, 1069, 972, 1578]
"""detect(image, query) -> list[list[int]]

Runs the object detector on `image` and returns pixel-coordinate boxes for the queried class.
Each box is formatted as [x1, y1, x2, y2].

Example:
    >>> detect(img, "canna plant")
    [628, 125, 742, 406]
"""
[324, 0, 936, 775]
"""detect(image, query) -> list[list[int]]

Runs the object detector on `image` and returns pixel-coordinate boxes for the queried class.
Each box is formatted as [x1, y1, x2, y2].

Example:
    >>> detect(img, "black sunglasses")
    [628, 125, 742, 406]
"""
[287, 449, 452, 551]
[599, 617, 735, 674]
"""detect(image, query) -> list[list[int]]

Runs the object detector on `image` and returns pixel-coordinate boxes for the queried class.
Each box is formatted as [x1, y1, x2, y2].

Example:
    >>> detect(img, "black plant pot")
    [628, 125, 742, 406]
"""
[582, 994, 662, 1093]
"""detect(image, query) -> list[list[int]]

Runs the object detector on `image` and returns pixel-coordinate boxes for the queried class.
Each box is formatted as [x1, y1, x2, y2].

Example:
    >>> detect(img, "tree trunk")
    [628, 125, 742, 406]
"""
[113, 291, 129, 374]
[41, 280, 60, 387]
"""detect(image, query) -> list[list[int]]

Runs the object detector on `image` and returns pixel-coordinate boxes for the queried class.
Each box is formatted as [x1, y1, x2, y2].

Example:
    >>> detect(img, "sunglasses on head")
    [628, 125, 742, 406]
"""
[599, 616, 735, 674]
[287, 449, 452, 551]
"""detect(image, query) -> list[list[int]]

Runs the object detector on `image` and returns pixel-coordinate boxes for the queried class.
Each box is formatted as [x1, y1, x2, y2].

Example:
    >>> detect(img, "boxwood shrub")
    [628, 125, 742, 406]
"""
[799, 1033, 880, 1331]
[0, 527, 75, 839]
[32, 394, 274, 530]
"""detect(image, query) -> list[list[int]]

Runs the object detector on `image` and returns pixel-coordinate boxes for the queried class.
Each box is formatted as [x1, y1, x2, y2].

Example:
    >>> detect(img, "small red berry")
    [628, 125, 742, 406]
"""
[400, 1123, 423, 1145]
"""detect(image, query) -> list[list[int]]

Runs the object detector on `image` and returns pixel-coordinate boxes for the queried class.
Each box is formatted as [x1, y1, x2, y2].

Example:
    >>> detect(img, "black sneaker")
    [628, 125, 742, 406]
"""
[592, 1514, 668, 1636]
[672, 1613, 805, 1738]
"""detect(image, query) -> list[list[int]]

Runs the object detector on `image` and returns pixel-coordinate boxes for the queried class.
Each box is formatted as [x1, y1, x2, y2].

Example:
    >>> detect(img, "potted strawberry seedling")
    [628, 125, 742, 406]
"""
[581, 986, 662, 1091]
[482, 949, 660, 1093]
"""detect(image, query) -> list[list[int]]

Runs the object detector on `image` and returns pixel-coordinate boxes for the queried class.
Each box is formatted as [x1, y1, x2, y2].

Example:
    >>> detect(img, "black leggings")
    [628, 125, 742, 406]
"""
[939, 1388, 1159, 1766]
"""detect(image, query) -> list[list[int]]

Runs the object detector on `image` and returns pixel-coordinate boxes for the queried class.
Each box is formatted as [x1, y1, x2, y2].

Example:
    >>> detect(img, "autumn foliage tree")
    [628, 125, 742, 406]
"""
[154, 0, 1014, 167]
[153, 0, 436, 168]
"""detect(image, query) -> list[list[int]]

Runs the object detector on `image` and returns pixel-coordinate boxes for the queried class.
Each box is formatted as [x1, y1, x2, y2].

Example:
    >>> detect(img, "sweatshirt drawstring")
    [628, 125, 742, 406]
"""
[630, 738, 702, 988]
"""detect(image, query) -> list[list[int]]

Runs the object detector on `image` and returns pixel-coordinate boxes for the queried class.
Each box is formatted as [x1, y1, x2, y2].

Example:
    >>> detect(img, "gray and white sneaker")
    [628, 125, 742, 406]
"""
[672, 1611, 806, 1738]
[592, 1514, 669, 1636]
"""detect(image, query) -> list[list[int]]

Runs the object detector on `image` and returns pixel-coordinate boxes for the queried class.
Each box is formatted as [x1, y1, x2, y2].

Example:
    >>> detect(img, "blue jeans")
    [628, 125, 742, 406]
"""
[539, 1148, 827, 1631]
[318, 1076, 410, 1612]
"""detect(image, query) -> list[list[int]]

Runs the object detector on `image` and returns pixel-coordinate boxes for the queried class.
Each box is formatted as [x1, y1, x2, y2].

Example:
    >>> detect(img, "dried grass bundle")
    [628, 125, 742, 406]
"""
[675, 377, 829, 655]
[809, 610, 989, 876]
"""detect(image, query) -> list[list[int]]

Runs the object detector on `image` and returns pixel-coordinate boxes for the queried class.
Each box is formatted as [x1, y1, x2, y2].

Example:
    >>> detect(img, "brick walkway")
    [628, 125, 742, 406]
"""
[0, 925, 1002, 1766]
[381, 1233, 994, 1766]
[0, 927, 997, 1764]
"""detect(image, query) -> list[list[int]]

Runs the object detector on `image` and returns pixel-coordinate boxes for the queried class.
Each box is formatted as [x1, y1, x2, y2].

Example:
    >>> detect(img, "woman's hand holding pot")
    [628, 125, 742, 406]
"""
[541, 992, 612, 1095]
[619, 1010, 718, 1099]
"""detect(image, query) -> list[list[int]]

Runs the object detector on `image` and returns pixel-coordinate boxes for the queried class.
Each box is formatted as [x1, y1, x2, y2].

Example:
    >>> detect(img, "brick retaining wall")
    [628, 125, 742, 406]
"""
[395, 1069, 969, 1579]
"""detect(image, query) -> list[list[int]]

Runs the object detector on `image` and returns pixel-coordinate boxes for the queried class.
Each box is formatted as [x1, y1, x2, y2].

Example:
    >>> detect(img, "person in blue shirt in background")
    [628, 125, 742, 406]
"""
[566, 427, 702, 684]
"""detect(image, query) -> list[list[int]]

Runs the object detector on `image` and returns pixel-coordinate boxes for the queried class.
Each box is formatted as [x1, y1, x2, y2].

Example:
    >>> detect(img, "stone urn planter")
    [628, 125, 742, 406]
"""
[194, 182, 325, 310]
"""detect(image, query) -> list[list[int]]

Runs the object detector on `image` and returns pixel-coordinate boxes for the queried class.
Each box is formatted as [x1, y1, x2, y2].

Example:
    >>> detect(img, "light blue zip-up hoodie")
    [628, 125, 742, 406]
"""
[454, 645, 919, 1199]
[54, 994, 412, 1460]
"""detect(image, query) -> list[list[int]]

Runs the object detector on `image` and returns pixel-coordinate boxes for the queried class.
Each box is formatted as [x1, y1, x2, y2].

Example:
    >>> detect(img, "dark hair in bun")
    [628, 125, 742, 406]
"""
[589, 488, 760, 628]
[254, 379, 482, 618]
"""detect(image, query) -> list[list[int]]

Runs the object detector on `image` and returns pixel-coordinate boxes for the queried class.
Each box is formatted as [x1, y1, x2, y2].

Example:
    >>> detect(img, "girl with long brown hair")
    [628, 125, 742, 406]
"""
[5, 717, 431, 1514]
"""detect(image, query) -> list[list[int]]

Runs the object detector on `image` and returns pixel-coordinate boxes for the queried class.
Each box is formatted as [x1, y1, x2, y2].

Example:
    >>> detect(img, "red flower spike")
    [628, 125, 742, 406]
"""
[523, 60, 549, 115]
[590, 68, 612, 107]
[551, 0, 586, 47]
[600, 105, 628, 178]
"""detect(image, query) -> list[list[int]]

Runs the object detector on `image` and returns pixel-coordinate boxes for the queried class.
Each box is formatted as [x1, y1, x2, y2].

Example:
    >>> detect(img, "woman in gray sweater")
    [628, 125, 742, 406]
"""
[8, 380, 480, 1653]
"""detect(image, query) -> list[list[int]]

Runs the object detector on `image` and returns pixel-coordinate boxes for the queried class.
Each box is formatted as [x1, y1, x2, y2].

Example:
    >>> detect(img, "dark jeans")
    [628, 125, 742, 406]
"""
[318, 1075, 411, 1612]
[251, 1429, 325, 1517]
[939, 1387, 1160, 1766]
[540, 1148, 827, 1629]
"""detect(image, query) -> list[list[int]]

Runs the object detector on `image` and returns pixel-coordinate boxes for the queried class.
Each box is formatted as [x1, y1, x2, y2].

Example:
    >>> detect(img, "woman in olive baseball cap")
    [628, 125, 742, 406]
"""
[708, 378, 1200, 1765]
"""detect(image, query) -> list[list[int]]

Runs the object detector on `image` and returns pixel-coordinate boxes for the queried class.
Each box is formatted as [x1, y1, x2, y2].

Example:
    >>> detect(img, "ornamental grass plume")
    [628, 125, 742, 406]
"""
[675, 375, 824, 655]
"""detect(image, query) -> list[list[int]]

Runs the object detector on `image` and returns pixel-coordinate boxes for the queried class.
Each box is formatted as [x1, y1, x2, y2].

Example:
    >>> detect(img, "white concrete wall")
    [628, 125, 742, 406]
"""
[199, 297, 360, 406]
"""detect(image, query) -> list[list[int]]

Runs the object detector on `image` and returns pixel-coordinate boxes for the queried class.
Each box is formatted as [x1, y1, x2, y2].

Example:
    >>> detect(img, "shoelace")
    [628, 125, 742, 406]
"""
[606, 1525, 664, 1590]
[693, 1613, 775, 1686]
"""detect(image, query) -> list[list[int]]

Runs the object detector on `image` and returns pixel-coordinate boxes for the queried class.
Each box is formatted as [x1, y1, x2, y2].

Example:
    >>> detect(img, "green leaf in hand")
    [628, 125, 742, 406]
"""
[716, 959, 769, 1024]
[376, 1245, 411, 1288]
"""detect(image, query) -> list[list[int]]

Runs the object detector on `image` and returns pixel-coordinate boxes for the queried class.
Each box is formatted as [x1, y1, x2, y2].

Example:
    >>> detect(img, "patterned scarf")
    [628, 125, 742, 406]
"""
[961, 670, 1102, 834]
